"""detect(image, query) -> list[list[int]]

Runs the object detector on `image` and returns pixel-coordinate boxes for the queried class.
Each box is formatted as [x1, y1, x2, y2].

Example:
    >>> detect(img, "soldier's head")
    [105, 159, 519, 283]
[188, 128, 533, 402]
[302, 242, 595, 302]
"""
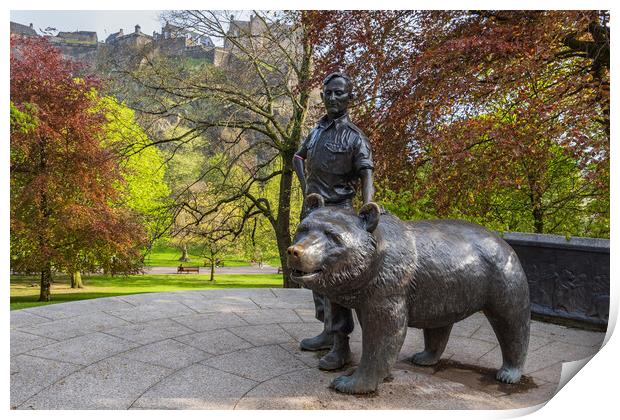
[321, 72, 356, 120]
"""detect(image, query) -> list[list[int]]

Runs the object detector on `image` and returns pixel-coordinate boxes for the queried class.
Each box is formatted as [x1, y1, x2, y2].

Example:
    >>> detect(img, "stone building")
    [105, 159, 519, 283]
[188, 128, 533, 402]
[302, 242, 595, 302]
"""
[49, 30, 99, 63]
[103, 22, 221, 64]
[10, 21, 99, 63]
[155, 22, 214, 48]
[10, 17, 291, 70]
[222, 14, 297, 62]
[10, 21, 37, 38]
[56, 30, 97, 44]
[105, 28, 124, 44]
[223, 14, 272, 51]
[106, 25, 153, 48]
[150, 22, 219, 61]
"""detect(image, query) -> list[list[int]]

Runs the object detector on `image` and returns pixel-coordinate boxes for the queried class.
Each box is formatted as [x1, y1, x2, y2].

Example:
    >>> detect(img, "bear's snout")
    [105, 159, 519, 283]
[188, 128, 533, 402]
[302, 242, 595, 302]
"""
[287, 238, 324, 276]
[287, 244, 304, 258]
[287, 244, 307, 270]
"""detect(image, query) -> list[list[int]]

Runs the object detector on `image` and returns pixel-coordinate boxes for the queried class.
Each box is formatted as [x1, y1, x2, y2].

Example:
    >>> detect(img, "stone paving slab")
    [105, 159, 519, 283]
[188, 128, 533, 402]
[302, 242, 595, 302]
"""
[183, 297, 261, 313]
[25, 332, 140, 365]
[278, 322, 325, 342]
[21, 303, 100, 321]
[19, 356, 173, 409]
[10, 355, 82, 408]
[450, 312, 488, 337]
[59, 296, 138, 312]
[10, 330, 58, 356]
[10, 310, 55, 328]
[172, 312, 249, 332]
[104, 318, 196, 345]
[17, 311, 132, 341]
[249, 296, 317, 310]
[293, 308, 322, 323]
[121, 339, 210, 370]
[227, 324, 297, 346]
[175, 329, 253, 355]
[202, 344, 309, 382]
[131, 364, 258, 409]
[235, 308, 305, 325]
[10, 288, 606, 410]
[107, 302, 197, 323]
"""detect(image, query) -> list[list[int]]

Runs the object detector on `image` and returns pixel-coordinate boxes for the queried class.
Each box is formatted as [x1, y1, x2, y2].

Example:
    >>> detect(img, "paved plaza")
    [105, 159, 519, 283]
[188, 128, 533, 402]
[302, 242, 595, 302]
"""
[10, 288, 605, 410]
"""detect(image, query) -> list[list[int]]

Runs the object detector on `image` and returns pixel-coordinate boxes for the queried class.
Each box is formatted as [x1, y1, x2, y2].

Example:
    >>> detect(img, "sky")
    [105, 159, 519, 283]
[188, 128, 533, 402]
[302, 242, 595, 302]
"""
[10, 10, 164, 41]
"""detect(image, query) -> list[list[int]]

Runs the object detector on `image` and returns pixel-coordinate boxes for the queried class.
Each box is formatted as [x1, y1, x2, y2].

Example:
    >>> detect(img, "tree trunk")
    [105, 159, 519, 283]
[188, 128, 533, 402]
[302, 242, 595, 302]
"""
[210, 259, 215, 282]
[38, 261, 52, 302]
[533, 206, 544, 234]
[529, 188, 544, 234]
[275, 24, 313, 289]
[276, 149, 298, 288]
[71, 271, 83, 288]
[527, 172, 545, 234]
[179, 243, 189, 262]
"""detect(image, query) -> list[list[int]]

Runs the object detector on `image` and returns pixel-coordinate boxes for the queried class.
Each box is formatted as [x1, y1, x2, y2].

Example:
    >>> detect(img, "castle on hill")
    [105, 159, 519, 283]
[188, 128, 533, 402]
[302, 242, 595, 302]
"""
[10, 17, 269, 68]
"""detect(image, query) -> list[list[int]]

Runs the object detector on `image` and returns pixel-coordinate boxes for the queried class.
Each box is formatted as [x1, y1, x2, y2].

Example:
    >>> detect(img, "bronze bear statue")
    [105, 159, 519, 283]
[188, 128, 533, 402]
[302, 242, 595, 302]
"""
[288, 194, 530, 394]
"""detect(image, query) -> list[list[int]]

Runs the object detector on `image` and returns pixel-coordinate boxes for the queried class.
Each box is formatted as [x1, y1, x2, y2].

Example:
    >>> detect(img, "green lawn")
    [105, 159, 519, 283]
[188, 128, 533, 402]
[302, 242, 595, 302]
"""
[143, 245, 251, 267]
[11, 273, 282, 311]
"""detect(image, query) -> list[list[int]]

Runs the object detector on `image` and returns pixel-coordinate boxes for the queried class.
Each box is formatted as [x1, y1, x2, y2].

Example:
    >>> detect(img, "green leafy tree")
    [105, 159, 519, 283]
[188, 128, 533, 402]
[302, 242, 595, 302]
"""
[97, 96, 173, 245]
[159, 129, 208, 261]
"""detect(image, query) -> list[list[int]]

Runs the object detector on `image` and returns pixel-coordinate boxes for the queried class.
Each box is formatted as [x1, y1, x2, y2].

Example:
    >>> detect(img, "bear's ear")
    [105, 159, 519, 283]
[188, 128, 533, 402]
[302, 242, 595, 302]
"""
[305, 193, 325, 213]
[358, 202, 380, 232]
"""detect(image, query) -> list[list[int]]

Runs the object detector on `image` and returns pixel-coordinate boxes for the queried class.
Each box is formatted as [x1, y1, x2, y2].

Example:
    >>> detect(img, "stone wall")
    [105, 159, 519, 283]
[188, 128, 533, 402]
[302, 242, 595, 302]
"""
[503, 232, 610, 327]
[53, 42, 99, 63]
[154, 37, 187, 56]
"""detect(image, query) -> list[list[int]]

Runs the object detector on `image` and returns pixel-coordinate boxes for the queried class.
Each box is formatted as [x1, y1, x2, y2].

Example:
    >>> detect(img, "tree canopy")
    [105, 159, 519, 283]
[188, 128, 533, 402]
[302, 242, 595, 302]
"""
[110, 11, 316, 286]
[97, 95, 173, 244]
[10, 37, 148, 300]
[306, 10, 609, 236]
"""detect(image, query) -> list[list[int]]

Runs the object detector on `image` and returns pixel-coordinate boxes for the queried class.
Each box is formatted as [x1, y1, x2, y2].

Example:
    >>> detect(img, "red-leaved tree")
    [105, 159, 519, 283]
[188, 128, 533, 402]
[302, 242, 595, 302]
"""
[306, 11, 609, 235]
[10, 37, 147, 301]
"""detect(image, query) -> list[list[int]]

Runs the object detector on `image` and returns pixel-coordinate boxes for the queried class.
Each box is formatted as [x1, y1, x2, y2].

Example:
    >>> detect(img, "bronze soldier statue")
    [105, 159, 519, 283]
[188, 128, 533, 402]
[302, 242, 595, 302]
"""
[292, 72, 374, 370]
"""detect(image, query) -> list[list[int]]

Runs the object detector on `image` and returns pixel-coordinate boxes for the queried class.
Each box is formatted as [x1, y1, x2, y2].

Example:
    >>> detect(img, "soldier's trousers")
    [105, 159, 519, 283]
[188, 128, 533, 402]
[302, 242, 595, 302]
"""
[301, 198, 355, 337]
[313, 291, 354, 336]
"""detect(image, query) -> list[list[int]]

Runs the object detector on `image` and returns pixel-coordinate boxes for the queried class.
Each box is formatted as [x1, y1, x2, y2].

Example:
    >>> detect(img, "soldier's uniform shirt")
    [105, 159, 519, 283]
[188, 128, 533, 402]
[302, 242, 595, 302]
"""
[295, 113, 374, 204]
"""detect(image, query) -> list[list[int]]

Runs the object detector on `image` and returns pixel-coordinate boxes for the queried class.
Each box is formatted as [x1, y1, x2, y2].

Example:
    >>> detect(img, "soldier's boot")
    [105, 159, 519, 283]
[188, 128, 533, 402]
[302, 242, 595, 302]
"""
[300, 328, 333, 351]
[318, 333, 351, 370]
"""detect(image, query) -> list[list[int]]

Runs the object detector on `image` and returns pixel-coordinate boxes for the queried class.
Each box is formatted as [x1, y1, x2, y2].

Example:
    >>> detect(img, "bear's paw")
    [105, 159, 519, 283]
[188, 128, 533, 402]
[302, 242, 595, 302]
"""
[496, 366, 522, 384]
[330, 373, 377, 394]
[410, 351, 441, 366]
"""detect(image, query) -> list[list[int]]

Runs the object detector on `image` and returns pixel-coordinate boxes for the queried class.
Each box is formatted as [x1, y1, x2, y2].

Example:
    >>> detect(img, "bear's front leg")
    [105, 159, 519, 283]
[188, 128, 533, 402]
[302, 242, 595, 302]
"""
[331, 296, 408, 394]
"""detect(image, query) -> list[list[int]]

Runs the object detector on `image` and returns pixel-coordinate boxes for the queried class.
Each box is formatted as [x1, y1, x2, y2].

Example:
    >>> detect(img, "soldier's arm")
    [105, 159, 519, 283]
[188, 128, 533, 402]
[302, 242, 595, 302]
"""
[353, 134, 375, 204]
[293, 133, 310, 196]
[360, 169, 374, 204]
[293, 154, 307, 196]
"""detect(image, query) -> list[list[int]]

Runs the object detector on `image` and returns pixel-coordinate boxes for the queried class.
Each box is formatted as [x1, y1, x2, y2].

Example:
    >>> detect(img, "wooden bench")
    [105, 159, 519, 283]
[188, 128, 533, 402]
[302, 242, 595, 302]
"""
[177, 266, 200, 274]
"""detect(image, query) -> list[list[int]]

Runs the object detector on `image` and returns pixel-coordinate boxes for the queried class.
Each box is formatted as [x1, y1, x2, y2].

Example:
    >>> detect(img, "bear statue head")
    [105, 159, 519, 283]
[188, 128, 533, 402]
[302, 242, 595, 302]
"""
[288, 194, 380, 295]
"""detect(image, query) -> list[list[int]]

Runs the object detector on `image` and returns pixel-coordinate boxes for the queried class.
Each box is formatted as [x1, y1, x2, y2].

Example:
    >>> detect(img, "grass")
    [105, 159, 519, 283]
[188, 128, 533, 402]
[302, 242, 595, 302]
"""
[143, 245, 252, 268]
[143, 244, 282, 268]
[11, 273, 282, 311]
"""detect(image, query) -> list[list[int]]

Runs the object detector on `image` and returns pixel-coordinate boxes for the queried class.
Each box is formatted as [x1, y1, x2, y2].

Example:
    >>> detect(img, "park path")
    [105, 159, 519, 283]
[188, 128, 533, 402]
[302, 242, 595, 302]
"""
[10, 288, 606, 409]
[143, 265, 279, 275]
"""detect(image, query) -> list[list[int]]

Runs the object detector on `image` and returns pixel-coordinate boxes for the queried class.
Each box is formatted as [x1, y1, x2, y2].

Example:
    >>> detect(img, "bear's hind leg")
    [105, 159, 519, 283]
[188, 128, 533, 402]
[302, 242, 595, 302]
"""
[411, 325, 452, 366]
[484, 307, 530, 384]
